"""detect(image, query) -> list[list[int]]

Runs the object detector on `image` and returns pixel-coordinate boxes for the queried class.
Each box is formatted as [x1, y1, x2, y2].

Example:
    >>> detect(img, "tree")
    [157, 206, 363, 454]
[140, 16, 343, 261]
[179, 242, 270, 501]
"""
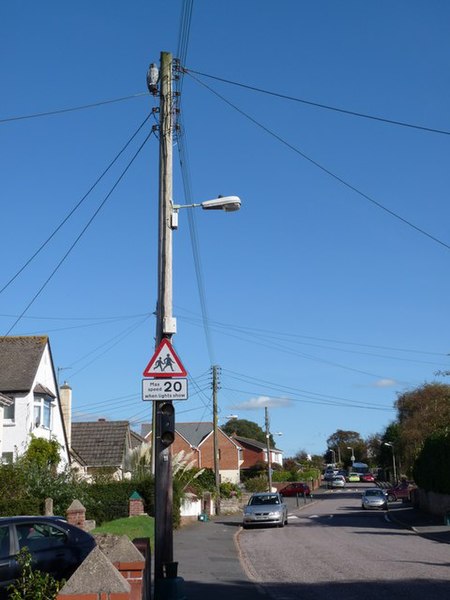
[326, 430, 366, 465]
[222, 418, 274, 446]
[24, 436, 61, 470]
[395, 382, 450, 472]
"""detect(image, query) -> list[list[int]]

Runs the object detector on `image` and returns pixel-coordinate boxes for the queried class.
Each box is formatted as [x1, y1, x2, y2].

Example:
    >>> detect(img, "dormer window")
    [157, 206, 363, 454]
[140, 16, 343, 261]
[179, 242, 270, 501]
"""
[34, 394, 52, 429]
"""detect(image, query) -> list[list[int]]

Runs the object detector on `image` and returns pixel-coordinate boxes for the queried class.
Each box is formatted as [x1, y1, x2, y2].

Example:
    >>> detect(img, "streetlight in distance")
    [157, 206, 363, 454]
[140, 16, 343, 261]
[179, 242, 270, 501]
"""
[383, 442, 397, 483]
[328, 448, 336, 465]
[265, 406, 282, 492]
[347, 446, 355, 466]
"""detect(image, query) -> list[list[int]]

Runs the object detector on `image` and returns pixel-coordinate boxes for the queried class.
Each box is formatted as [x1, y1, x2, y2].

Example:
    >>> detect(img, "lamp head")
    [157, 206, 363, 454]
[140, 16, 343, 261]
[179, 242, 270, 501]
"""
[201, 196, 241, 211]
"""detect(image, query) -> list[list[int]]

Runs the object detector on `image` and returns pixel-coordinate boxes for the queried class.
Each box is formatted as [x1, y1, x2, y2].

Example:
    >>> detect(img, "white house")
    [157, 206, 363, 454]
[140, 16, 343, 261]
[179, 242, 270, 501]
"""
[0, 336, 69, 466]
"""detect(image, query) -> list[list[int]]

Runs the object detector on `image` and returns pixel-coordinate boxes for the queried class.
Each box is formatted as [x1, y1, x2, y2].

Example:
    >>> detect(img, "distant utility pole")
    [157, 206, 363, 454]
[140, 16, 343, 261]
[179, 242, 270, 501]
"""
[265, 406, 272, 492]
[212, 365, 221, 515]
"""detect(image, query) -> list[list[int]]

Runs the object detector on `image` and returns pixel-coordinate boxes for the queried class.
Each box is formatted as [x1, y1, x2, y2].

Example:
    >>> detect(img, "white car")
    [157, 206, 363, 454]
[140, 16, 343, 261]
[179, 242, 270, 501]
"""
[242, 492, 288, 528]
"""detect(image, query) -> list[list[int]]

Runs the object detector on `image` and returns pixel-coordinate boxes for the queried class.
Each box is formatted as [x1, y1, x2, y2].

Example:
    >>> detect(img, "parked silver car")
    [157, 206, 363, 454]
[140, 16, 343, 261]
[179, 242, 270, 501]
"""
[328, 475, 346, 489]
[242, 492, 288, 528]
[361, 488, 388, 510]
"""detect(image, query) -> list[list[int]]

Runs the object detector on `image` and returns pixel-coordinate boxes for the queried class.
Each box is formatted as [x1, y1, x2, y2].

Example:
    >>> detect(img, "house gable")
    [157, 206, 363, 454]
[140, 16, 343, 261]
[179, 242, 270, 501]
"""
[0, 336, 69, 466]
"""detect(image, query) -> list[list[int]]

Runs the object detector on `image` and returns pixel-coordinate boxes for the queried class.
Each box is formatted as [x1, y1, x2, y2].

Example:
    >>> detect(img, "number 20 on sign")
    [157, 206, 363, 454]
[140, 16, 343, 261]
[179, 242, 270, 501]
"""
[142, 378, 188, 401]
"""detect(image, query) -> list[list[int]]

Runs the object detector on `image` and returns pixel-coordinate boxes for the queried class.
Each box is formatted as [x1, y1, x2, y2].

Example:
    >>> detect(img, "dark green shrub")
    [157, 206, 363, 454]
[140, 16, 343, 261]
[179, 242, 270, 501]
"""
[413, 430, 450, 494]
[220, 482, 241, 499]
[244, 476, 268, 493]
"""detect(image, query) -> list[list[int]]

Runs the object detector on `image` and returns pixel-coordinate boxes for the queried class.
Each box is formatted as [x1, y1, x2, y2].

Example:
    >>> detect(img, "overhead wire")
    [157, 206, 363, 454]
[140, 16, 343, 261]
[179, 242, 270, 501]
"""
[0, 113, 152, 298]
[4, 128, 155, 335]
[183, 68, 450, 137]
[185, 70, 450, 252]
[174, 1, 217, 364]
[176, 312, 447, 368]
[0, 92, 148, 125]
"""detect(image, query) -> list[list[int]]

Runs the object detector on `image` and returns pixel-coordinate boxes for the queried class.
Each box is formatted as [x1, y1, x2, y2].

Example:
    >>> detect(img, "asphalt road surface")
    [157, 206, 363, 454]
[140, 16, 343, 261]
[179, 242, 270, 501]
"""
[237, 484, 450, 600]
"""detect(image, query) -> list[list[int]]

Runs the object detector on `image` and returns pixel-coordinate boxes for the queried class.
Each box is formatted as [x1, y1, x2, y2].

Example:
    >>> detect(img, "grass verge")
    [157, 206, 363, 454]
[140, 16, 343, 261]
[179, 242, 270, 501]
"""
[92, 515, 154, 546]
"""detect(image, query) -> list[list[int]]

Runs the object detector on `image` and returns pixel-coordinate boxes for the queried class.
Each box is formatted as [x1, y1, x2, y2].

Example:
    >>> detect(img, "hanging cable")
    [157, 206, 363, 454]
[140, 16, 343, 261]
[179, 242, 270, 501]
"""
[183, 68, 450, 137]
[0, 92, 148, 125]
[4, 129, 155, 335]
[0, 113, 152, 297]
[185, 71, 450, 252]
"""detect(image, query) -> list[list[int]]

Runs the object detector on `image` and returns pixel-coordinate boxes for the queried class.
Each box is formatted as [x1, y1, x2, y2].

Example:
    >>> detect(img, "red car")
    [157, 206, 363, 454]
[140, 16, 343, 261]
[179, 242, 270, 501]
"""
[386, 483, 416, 502]
[279, 483, 311, 497]
[360, 473, 375, 482]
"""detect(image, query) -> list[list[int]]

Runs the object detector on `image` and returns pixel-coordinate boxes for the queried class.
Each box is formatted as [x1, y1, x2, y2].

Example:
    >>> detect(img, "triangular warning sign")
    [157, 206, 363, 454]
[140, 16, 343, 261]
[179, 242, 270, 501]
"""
[143, 338, 187, 378]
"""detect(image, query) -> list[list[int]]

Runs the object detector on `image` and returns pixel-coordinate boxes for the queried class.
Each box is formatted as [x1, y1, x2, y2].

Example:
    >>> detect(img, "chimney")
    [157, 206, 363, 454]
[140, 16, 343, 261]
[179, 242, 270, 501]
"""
[59, 381, 72, 449]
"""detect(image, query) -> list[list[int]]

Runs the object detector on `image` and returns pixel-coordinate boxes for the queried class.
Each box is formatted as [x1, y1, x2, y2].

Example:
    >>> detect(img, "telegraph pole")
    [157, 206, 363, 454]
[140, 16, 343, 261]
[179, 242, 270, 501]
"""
[265, 406, 272, 492]
[212, 365, 221, 515]
[154, 50, 176, 590]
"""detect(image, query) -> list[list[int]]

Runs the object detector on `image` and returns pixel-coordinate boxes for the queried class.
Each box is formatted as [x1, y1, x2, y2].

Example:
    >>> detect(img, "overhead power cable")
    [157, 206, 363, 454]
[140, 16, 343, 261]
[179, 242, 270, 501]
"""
[4, 129, 155, 335]
[184, 68, 450, 137]
[0, 114, 151, 297]
[0, 92, 148, 125]
[185, 71, 450, 252]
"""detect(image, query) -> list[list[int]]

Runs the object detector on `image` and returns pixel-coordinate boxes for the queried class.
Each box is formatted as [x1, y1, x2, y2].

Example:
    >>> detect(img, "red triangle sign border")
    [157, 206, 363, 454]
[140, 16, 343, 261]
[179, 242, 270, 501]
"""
[143, 338, 187, 378]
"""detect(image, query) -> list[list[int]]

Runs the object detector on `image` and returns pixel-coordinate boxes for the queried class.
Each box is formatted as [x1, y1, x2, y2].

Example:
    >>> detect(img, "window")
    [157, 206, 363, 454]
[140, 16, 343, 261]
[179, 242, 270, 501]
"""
[0, 525, 10, 559]
[34, 395, 52, 429]
[17, 522, 67, 551]
[1, 452, 13, 465]
[3, 399, 15, 422]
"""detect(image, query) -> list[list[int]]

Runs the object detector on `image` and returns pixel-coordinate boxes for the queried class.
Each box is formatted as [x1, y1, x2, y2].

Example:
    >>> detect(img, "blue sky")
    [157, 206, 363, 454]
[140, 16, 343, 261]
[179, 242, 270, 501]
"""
[1, 1, 449, 458]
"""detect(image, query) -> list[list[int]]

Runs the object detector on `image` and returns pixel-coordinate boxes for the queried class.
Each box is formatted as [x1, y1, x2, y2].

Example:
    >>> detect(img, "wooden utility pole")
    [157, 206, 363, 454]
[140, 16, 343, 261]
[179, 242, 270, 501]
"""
[212, 365, 220, 515]
[154, 50, 175, 585]
[265, 406, 272, 492]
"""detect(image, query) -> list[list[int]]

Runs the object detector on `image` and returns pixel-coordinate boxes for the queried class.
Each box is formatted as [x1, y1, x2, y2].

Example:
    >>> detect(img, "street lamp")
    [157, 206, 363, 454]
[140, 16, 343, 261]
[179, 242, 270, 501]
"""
[347, 446, 355, 465]
[383, 442, 397, 483]
[328, 448, 336, 464]
[265, 406, 282, 492]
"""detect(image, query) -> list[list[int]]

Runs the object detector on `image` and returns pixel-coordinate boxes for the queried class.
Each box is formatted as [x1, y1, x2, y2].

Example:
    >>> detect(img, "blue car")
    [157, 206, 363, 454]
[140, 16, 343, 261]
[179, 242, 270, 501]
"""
[0, 516, 96, 595]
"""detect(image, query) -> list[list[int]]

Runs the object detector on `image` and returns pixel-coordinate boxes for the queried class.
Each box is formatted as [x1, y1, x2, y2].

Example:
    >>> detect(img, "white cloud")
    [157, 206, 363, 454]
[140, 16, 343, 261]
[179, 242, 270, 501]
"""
[372, 378, 397, 388]
[230, 395, 292, 410]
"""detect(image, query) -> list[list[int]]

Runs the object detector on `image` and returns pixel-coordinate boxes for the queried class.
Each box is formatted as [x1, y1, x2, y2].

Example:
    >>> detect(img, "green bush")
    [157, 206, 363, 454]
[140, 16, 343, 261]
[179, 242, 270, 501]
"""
[220, 482, 241, 499]
[244, 476, 268, 493]
[8, 547, 63, 599]
[272, 470, 293, 482]
[413, 430, 450, 494]
[72, 477, 155, 526]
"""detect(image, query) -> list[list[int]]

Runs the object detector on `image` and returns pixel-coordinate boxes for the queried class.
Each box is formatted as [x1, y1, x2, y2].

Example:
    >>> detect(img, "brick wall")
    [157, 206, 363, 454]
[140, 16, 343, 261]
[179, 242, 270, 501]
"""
[198, 430, 239, 470]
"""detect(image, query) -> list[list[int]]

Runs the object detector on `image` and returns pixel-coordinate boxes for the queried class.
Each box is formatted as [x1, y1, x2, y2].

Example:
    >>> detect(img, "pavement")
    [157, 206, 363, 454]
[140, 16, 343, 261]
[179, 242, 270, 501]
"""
[174, 512, 267, 600]
[172, 499, 450, 600]
[386, 502, 450, 544]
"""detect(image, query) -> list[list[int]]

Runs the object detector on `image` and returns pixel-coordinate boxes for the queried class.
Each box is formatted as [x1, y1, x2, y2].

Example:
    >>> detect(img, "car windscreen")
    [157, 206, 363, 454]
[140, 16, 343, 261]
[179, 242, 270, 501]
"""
[249, 495, 280, 505]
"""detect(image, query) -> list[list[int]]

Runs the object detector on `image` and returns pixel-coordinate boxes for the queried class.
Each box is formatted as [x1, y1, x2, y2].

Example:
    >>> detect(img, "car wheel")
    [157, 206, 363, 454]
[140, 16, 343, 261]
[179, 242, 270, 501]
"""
[387, 493, 396, 502]
[242, 524, 248, 529]
[362, 505, 366, 510]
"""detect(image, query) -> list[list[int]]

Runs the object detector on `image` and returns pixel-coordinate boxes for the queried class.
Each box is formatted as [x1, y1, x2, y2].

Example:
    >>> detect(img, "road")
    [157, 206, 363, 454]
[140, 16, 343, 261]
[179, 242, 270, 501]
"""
[237, 484, 450, 600]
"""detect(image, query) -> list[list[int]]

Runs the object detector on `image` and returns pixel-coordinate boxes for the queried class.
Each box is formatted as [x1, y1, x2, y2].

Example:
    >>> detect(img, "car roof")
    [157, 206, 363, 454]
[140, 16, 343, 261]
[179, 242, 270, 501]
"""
[0, 516, 67, 524]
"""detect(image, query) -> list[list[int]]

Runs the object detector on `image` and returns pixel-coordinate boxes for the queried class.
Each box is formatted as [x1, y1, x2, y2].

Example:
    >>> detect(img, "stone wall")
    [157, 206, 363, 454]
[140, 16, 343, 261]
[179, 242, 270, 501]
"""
[412, 488, 450, 517]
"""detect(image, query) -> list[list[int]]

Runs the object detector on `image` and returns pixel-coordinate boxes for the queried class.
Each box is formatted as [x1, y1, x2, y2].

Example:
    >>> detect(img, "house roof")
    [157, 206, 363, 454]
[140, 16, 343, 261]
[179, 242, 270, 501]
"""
[140, 421, 241, 449]
[176, 422, 214, 447]
[130, 429, 146, 449]
[0, 336, 48, 393]
[71, 420, 131, 467]
[233, 435, 282, 453]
